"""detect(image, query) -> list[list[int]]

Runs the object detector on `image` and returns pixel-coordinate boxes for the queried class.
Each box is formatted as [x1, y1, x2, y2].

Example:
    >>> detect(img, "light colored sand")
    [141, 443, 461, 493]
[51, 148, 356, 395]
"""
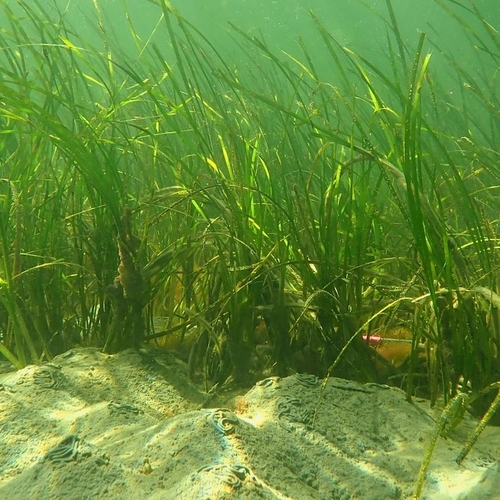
[0, 346, 498, 499]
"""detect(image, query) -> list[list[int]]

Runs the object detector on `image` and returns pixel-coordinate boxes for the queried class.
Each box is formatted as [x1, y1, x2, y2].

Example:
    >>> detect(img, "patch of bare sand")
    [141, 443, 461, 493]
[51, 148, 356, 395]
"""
[0, 346, 498, 499]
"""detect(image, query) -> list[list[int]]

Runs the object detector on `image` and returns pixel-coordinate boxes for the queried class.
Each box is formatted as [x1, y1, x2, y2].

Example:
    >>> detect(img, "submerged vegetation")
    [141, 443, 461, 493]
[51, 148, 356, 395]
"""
[0, 0, 499, 429]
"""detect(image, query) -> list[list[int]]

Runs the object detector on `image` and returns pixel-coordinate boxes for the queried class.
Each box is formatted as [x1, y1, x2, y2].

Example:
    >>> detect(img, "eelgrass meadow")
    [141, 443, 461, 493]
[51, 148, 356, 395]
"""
[0, 0, 499, 430]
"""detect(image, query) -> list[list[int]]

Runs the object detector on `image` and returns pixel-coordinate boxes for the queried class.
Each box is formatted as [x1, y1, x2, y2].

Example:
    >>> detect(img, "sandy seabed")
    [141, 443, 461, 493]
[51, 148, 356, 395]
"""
[0, 346, 499, 500]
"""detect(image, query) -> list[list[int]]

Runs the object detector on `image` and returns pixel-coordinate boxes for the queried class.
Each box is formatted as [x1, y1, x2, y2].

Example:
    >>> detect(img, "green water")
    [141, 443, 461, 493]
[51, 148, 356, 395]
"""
[56, 1, 497, 47]
[15, 0, 497, 68]
[2, 0, 496, 106]
[1, 0, 497, 139]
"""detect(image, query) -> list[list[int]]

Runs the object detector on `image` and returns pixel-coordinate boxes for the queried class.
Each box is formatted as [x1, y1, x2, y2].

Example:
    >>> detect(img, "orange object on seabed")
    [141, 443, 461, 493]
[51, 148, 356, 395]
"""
[362, 331, 416, 368]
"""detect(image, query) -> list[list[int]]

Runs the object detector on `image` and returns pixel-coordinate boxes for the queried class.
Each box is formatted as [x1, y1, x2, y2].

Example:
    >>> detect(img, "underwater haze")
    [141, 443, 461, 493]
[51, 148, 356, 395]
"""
[11, 0, 498, 67]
